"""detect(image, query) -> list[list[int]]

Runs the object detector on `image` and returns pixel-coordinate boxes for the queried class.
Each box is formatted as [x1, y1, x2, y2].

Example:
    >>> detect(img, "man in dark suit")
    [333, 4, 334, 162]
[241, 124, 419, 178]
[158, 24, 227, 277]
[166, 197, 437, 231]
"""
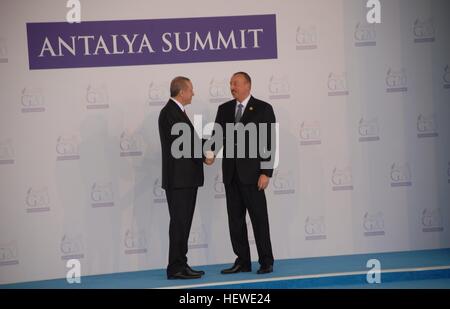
[213, 72, 276, 275]
[158, 76, 213, 280]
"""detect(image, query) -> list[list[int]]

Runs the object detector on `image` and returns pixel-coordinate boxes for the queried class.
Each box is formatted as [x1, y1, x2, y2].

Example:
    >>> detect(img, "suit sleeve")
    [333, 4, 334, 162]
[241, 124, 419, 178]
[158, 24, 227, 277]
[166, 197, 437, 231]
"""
[159, 109, 178, 149]
[210, 106, 224, 155]
[260, 104, 276, 178]
[159, 109, 192, 159]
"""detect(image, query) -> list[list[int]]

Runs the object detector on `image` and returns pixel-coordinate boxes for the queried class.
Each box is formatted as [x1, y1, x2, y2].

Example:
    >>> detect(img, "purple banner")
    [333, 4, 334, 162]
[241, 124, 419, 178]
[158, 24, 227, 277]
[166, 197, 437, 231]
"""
[26, 14, 277, 70]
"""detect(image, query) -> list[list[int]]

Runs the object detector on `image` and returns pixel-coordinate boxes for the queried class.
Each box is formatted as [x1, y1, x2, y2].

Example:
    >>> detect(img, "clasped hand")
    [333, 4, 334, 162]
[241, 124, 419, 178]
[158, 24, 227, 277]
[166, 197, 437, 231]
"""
[204, 151, 215, 165]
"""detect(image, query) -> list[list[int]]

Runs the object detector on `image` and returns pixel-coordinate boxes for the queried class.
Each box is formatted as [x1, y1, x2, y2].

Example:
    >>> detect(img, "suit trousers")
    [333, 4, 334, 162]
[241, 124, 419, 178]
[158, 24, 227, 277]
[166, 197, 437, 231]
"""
[224, 171, 274, 268]
[165, 187, 198, 276]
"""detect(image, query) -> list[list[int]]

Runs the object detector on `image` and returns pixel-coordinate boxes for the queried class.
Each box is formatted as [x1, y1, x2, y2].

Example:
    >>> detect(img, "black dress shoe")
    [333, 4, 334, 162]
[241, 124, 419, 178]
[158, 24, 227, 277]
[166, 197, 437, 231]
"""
[257, 265, 273, 274]
[221, 264, 251, 274]
[186, 265, 205, 275]
[168, 268, 202, 280]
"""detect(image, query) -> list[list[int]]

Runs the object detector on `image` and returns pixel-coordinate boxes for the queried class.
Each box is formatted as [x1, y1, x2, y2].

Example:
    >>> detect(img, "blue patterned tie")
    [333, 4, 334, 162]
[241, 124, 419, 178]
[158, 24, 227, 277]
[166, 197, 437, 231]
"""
[235, 103, 243, 123]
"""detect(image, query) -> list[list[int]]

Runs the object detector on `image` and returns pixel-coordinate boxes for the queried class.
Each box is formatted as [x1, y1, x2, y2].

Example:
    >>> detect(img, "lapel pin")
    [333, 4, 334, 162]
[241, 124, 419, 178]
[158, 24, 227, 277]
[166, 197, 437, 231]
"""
[249, 107, 253, 111]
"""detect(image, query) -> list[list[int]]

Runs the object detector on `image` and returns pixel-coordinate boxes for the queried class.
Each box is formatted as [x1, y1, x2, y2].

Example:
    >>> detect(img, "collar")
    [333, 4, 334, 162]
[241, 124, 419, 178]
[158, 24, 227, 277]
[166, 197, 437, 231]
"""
[236, 94, 251, 110]
[171, 97, 185, 112]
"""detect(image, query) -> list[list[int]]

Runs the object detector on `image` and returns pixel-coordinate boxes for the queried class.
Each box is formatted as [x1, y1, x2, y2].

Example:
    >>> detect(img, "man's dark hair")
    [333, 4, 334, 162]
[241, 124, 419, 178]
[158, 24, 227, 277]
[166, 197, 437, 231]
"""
[170, 76, 190, 97]
[232, 72, 252, 84]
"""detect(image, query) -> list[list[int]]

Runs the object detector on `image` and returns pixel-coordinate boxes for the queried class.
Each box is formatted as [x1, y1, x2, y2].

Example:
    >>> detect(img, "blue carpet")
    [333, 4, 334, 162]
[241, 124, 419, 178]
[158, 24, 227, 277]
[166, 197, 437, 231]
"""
[1, 248, 450, 289]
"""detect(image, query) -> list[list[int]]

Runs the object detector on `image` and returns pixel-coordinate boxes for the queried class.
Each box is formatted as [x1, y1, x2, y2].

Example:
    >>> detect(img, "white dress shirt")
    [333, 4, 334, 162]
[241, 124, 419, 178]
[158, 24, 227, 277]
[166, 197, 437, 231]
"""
[235, 94, 251, 116]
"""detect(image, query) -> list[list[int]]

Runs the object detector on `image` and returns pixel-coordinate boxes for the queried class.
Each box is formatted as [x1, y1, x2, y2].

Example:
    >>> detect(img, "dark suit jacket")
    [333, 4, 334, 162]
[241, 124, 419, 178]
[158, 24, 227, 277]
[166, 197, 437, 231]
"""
[214, 96, 276, 185]
[158, 100, 204, 190]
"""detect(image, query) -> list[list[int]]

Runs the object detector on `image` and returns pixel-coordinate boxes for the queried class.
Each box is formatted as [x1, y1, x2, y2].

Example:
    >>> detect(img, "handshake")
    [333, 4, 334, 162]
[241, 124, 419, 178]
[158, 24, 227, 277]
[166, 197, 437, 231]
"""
[203, 150, 215, 166]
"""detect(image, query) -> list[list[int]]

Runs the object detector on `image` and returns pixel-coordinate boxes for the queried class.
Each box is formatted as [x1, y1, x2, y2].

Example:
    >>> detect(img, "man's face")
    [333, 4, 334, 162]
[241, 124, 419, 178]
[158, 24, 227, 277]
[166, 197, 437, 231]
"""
[181, 81, 194, 105]
[230, 74, 251, 102]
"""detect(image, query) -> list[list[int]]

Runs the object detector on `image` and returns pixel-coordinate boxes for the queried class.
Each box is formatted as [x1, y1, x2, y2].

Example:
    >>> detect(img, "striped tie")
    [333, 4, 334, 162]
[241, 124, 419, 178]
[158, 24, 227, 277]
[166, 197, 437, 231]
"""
[235, 103, 243, 123]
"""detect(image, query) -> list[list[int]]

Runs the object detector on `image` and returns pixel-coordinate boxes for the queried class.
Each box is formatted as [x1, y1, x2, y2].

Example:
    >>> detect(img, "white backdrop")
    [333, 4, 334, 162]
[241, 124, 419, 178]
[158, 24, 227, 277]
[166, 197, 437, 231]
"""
[0, 0, 449, 284]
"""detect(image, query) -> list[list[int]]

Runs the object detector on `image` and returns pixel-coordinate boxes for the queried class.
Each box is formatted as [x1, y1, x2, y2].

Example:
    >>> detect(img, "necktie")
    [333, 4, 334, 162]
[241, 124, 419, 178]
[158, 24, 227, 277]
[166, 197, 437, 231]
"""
[235, 103, 243, 123]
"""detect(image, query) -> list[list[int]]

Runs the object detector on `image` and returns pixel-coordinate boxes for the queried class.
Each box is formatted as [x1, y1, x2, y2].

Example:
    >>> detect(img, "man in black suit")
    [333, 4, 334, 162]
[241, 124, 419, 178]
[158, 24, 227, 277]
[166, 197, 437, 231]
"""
[212, 72, 276, 275]
[158, 76, 213, 280]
